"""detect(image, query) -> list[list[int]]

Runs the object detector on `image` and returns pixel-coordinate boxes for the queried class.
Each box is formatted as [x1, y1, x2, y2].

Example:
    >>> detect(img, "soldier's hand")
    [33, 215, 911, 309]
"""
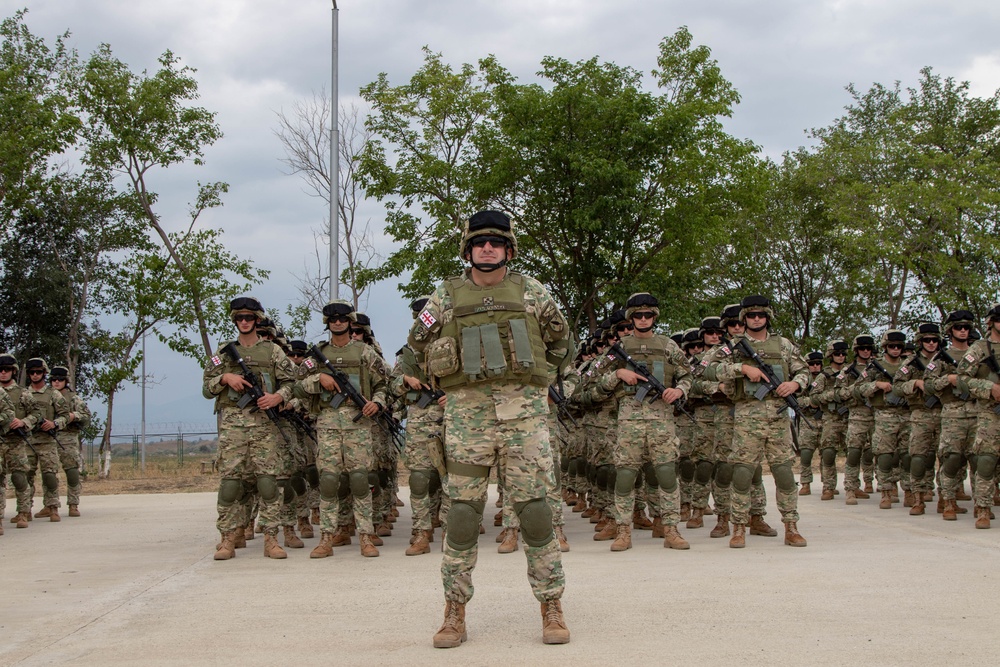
[361, 400, 380, 418]
[662, 387, 683, 403]
[991, 383, 1000, 403]
[437, 394, 447, 408]
[221, 373, 252, 391]
[257, 392, 283, 411]
[742, 364, 765, 383]
[776, 381, 799, 398]
[948, 373, 958, 387]
[616, 369, 646, 385]
[319, 373, 341, 393]
[914, 379, 924, 393]
[876, 381, 892, 393]
[40, 419, 55, 431]
[403, 375, 426, 391]
[10, 417, 24, 429]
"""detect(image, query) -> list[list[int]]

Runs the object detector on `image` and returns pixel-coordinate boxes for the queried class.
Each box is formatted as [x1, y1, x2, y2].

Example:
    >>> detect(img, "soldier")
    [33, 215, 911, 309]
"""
[815, 340, 849, 500]
[955, 303, 1000, 528]
[286, 339, 319, 537]
[837, 335, 877, 503]
[25, 359, 70, 522]
[686, 318, 725, 530]
[49, 366, 90, 517]
[796, 351, 826, 494]
[0, 387, 24, 534]
[203, 296, 297, 560]
[703, 295, 808, 548]
[1, 354, 40, 529]
[409, 210, 571, 647]
[296, 299, 391, 558]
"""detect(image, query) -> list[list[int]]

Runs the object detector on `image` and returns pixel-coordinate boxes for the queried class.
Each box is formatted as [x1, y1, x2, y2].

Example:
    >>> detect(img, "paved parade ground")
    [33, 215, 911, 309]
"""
[2, 487, 998, 666]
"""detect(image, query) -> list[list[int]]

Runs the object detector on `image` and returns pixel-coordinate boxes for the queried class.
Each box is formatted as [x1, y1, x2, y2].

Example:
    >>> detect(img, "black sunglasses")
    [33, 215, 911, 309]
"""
[470, 235, 508, 249]
[233, 314, 256, 323]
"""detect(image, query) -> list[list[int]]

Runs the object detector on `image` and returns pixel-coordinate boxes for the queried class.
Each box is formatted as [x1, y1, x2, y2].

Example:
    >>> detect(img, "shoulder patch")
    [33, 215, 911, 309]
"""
[927, 362, 936, 371]
[901, 366, 909, 374]
[304, 358, 315, 369]
[210, 355, 222, 367]
[861, 370, 869, 379]
[966, 353, 977, 363]
[837, 373, 845, 380]
[419, 310, 437, 328]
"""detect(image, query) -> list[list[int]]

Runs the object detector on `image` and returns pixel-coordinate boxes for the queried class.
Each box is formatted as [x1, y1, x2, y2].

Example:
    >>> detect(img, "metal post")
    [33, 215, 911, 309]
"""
[178, 429, 184, 467]
[329, 1, 340, 300]
[141, 330, 146, 473]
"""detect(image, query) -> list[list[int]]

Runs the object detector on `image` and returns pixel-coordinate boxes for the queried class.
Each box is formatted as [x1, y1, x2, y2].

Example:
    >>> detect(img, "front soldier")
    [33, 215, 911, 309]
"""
[703, 296, 809, 548]
[50, 366, 90, 517]
[203, 297, 297, 560]
[410, 210, 571, 648]
[25, 359, 70, 521]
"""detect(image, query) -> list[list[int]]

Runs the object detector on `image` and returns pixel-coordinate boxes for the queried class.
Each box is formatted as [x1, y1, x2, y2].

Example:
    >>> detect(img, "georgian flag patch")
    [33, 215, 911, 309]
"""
[837, 373, 845, 380]
[966, 353, 977, 363]
[700, 358, 709, 367]
[901, 366, 909, 374]
[927, 362, 936, 371]
[419, 310, 437, 328]
[861, 371, 869, 379]
[304, 358, 315, 369]
[210, 355, 222, 367]
[720, 345, 732, 356]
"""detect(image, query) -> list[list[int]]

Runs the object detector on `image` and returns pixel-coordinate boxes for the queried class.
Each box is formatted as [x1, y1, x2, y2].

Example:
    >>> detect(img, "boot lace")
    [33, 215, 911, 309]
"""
[544, 601, 565, 627]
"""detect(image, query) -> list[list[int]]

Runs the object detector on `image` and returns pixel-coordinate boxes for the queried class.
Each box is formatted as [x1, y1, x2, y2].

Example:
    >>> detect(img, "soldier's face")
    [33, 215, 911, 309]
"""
[727, 322, 744, 336]
[51, 378, 67, 389]
[921, 338, 939, 354]
[885, 343, 903, 359]
[327, 315, 351, 336]
[470, 239, 510, 265]
[950, 324, 970, 342]
[233, 314, 257, 334]
[704, 331, 722, 346]
[0, 368, 13, 383]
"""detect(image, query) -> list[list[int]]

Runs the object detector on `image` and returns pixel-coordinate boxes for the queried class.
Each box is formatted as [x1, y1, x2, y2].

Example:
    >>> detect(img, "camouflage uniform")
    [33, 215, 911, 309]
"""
[925, 349, 976, 506]
[576, 352, 618, 523]
[27, 381, 70, 512]
[54, 381, 90, 509]
[955, 332, 1000, 518]
[0, 390, 25, 522]
[856, 354, 909, 496]
[813, 368, 846, 494]
[796, 365, 824, 487]
[1, 379, 42, 520]
[894, 345, 942, 501]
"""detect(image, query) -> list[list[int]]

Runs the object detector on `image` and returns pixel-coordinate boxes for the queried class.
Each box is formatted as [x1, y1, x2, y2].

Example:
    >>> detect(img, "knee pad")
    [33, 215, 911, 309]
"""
[845, 448, 861, 467]
[10, 471, 28, 492]
[634, 468, 644, 489]
[446, 499, 485, 551]
[338, 472, 352, 499]
[290, 473, 307, 496]
[409, 469, 432, 498]
[614, 467, 638, 497]
[606, 466, 617, 492]
[977, 455, 998, 480]
[319, 471, 340, 502]
[428, 470, 442, 495]
[821, 448, 836, 466]
[800, 448, 815, 466]
[256, 475, 279, 502]
[567, 457, 579, 477]
[771, 462, 796, 491]
[714, 462, 733, 486]
[42, 471, 59, 492]
[898, 453, 910, 470]
[65, 467, 81, 488]
[514, 498, 554, 547]
[732, 464, 754, 493]
[367, 470, 381, 494]
[966, 452, 978, 472]
[752, 463, 763, 485]
[654, 463, 677, 493]
[350, 470, 371, 497]
[278, 478, 295, 503]
[595, 464, 610, 489]
[910, 455, 927, 480]
[218, 478, 243, 507]
[861, 450, 874, 466]
[305, 464, 320, 489]
[642, 462, 659, 489]
[877, 453, 894, 472]
[560, 455, 570, 474]
[377, 470, 390, 488]
[679, 457, 696, 482]
[695, 460, 714, 485]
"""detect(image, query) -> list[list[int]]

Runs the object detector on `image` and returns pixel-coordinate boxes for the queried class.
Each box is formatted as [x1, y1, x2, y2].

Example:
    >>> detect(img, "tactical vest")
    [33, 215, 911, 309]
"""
[821, 368, 840, 413]
[3, 384, 28, 419]
[61, 389, 83, 432]
[315, 340, 371, 407]
[869, 356, 904, 409]
[734, 335, 788, 401]
[973, 340, 1000, 383]
[217, 340, 278, 410]
[31, 386, 60, 421]
[616, 335, 677, 398]
[438, 272, 548, 389]
[397, 345, 429, 404]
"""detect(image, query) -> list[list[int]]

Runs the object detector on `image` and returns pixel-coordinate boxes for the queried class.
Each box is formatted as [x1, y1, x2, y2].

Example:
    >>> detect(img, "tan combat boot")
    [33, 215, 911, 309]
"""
[845, 489, 858, 505]
[68, 505, 81, 517]
[663, 525, 690, 550]
[686, 508, 704, 529]
[330, 525, 352, 547]
[889, 485, 899, 502]
[955, 485, 972, 501]
[864, 481, 875, 494]
[49, 506, 60, 522]
[820, 489, 834, 501]
[34, 506, 52, 518]
[310, 532, 335, 558]
[555, 526, 570, 552]
[879, 491, 892, 510]
[493, 510, 503, 527]
[784, 521, 807, 547]
[255, 521, 264, 534]
[244, 524, 255, 541]
[376, 519, 393, 537]
[572, 498, 587, 514]
[264, 532, 288, 559]
[214, 531, 237, 560]
[581, 503, 597, 519]
[432, 600, 467, 648]
[729, 523, 746, 548]
[632, 509, 653, 529]
[298, 516, 314, 539]
[798, 484, 811, 496]
[903, 490, 915, 508]
[233, 528, 247, 549]
[680, 503, 692, 522]
[370, 532, 384, 546]
[406, 529, 431, 556]
[854, 488, 870, 499]
[541, 599, 571, 644]
[359, 533, 380, 557]
[13, 513, 29, 529]
[710, 513, 730, 538]
[310, 507, 320, 525]
[593, 519, 616, 541]
[610, 523, 632, 552]
[497, 527, 519, 554]
[975, 506, 991, 529]
[749, 515, 777, 537]
[910, 497, 925, 516]
[942, 499, 957, 521]
[651, 516, 665, 538]
[284, 525, 305, 548]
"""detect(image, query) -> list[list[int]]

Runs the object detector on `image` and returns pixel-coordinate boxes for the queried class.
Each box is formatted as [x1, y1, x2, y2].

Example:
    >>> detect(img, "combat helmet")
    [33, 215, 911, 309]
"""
[985, 303, 1000, 326]
[825, 339, 849, 360]
[943, 309, 975, 335]
[322, 299, 357, 325]
[50, 365, 70, 381]
[739, 295, 773, 322]
[24, 358, 50, 376]
[914, 322, 942, 344]
[720, 303, 742, 326]
[461, 210, 517, 272]
[806, 351, 824, 365]
[230, 296, 265, 322]
[852, 334, 876, 351]
[681, 328, 704, 351]
[409, 296, 430, 320]
[625, 293, 659, 321]
[0, 353, 19, 373]
[881, 329, 907, 348]
[355, 312, 373, 336]
[699, 317, 724, 339]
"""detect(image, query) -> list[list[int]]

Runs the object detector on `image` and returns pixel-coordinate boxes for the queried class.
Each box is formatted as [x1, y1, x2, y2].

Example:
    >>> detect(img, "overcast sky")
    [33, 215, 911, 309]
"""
[14, 0, 1000, 437]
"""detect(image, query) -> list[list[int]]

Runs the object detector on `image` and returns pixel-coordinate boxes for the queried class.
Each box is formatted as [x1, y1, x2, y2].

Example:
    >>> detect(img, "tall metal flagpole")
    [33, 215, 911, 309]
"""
[330, 1, 340, 300]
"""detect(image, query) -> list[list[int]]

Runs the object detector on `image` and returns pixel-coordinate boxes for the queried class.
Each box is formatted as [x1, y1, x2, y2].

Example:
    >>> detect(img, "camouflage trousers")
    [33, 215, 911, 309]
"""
[689, 407, 717, 511]
[1, 438, 31, 517]
[971, 406, 1000, 509]
[676, 419, 694, 508]
[26, 437, 61, 510]
[304, 429, 319, 514]
[872, 408, 910, 493]
[278, 429, 307, 527]
[714, 407, 767, 516]
[819, 412, 848, 492]
[844, 415, 875, 492]
[441, 397, 563, 605]
[938, 403, 977, 501]
[562, 413, 588, 497]
[215, 409, 285, 534]
[730, 400, 798, 525]
[315, 414, 374, 536]
[907, 409, 941, 495]
[612, 417, 680, 526]
[546, 412, 567, 527]
[796, 413, 822, 485]
[405, 403, 448, 532]
[55, 432, 83, 506]
[585, 421, 615, 516]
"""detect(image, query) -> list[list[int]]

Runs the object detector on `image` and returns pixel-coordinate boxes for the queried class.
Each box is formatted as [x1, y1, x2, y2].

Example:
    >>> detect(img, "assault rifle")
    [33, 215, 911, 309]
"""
[308, 345, 406, 451]
[282, 408, 317, 444]
[548, 383, 578, 430]
[982, 350, 1000, 415]
[12, 425, 38, 456]
[839, 363, 872, 413]
[416, 387, 445, 410]
[866, 359, 907, 406]
[607, 342, 695, 423]
[221, 342, 292, 448]
[934, 350, 970, 402]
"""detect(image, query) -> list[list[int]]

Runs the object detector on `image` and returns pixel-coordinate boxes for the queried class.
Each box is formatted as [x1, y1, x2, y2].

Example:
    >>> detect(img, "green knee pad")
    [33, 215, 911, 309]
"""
[642, 462, 659, 489]
[861, 450, 874, 466]
[305, 464, 320, 489]
[65, 467, 81, 488]
[377, 469, 390, 488]
[732, 464, 754, 493]
[447, 500, 485, 551]
[278, 478, 295, 504]
[595, 464, 611, 489]
[42, 471, 59, 492]
[409, 469, 433, 498]
[800, 448, 815, 467]
[634, 468, 644, 489]
[752, 464, 764, 485]
[350, 470, 371, 497]
[367, 470, 381, 495]
[821, 448, 836, 466]
[338, 472, 351, 500]
[257, 475, 279, 502]
[714, 462, 733, 486]
[553, 460, 562, 488]
[771, 463, 796, 492]
[899, 453, 910, 471]
[606, 466, 617, 492]
[977, 455, 998, 480]
[319, 471, 340, 502]
[428, 470, 442, 495]
[966, 453, 979, 472]
[560, 455, 570, 474]
[845, 447, 861, 467]
[566, 457, 579, 477]
[514, 498, 554, 547]
[654, 463, 677, 493]
[877, 453, 894, 474]
[615, 467, 638, 496]
[218, 478, 243, 506]
[290, 473, 307, 496]
[679, 457, 696, 483]
[10, 471, 28, 492]
[910, 455, 927, 480]
[695, 460, 714, 485]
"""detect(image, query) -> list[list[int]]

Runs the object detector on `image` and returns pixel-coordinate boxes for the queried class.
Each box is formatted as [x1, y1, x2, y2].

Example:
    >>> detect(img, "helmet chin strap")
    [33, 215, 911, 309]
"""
[747, 321, 768, 333]
[634, 324, 654, 333]
[470, 258, 508, 273]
